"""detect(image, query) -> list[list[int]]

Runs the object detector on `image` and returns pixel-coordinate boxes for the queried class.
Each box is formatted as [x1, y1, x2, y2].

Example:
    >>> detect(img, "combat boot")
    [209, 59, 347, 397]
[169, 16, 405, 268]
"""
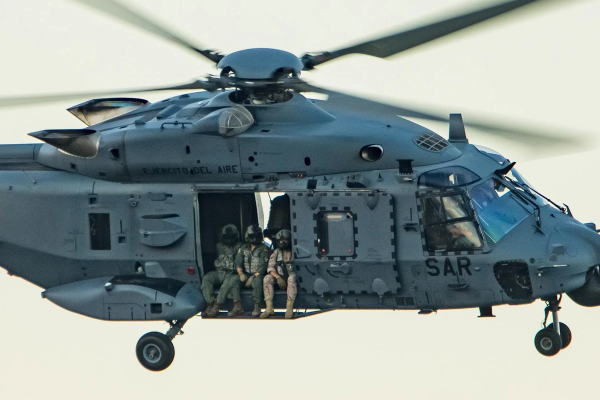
[260, 299, 274, 319]
[252, 302, 262, 317]
[227, 300, 244, 317]
[285, 299, 294, 319]
[202, 300, 215, 317]
[204, 302, 221, 318]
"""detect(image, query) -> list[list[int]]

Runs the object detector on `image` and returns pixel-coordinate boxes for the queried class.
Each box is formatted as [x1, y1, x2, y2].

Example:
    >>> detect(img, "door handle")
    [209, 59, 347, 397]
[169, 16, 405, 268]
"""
[329, 263, 350, 274]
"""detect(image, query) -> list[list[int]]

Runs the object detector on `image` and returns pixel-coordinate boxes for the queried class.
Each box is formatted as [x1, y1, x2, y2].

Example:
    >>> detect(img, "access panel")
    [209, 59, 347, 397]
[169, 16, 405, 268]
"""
[290, 191, 398, 296]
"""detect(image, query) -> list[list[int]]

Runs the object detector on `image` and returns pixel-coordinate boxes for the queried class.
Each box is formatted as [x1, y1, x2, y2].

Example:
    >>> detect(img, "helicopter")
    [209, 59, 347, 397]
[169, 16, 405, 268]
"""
[0, 0, 598, 372]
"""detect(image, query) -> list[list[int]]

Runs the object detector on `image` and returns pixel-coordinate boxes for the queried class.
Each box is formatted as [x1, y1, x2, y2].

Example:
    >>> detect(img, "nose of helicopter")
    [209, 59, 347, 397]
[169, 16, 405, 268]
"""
[546, 218, 600, 291]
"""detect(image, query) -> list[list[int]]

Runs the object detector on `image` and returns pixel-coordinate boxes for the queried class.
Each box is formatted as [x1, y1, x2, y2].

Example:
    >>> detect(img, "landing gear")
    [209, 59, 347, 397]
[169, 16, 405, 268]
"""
[534, 328, 562, 356]
[534, 295, 571, 357]
[547, 322, 572, 349]
[136, 319, 186, 371]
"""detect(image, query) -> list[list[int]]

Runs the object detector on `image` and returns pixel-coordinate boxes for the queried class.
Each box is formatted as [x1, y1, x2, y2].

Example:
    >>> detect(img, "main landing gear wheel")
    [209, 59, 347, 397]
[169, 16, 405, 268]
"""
[135, 319, 187, 371]
[136, 332, 175, 371]
[534, 328, 562, 356]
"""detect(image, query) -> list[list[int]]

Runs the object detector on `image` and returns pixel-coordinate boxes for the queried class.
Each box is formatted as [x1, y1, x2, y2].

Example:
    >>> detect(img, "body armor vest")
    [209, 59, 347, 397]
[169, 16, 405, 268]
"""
[275, 249, 294, 279]
[242, 244, 268, 274]
[215, 243, 242, 272]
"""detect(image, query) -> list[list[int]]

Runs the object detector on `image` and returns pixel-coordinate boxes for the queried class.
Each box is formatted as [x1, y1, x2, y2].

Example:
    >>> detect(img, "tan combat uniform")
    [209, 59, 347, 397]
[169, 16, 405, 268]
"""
[264, 248, 296, 302]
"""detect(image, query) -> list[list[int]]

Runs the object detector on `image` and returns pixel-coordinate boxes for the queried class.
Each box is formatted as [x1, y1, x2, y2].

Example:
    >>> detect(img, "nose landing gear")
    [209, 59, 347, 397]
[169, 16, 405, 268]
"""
[136, 319, 187, 371]
[534, 295, 572, 356]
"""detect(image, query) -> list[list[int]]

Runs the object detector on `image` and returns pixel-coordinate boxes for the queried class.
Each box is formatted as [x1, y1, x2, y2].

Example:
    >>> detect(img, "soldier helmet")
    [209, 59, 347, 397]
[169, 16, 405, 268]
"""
[221, 224, 239, 245]
[275, 229, 292, 250]
[244, 224, 263, 244]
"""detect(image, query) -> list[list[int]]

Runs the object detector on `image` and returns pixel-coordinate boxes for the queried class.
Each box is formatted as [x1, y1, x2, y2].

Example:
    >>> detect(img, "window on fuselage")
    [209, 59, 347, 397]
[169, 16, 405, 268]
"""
[420, 193, 482, 253]
[469, 178, 533, 244]
[317, 211, 355, 257]
[418, 166, 480, 189]
[89, 213, 111, 250]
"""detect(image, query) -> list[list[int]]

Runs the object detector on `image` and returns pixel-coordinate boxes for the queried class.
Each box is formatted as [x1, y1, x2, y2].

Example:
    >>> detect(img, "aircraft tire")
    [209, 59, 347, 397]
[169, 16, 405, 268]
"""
[547, 322, 572, 349]
[534, 328, 562, 356]
[136, 332, 175, 371]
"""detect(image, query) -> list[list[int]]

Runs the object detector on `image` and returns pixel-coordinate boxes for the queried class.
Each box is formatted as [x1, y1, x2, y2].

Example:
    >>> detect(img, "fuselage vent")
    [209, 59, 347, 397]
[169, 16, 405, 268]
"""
[414, 132, 449, 152]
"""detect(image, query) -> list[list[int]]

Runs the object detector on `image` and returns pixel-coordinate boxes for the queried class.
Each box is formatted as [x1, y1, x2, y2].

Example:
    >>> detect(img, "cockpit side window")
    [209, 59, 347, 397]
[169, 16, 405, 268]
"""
[418, 166, 480, 189]
[419, 191, 483, 254]
[474, 145, 509, 165]
[470, 178, 533, 244]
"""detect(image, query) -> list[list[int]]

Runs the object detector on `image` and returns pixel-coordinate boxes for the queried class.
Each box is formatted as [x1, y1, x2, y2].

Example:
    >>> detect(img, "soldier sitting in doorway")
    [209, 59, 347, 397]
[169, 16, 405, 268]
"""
[202, 224, 243, 318]
[261, 229, 296, 319]
[233, 224, 271, 317]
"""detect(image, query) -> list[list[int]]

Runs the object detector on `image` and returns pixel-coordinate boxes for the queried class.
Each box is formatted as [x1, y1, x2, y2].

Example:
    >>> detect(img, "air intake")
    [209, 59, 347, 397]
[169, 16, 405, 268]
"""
[414, 132, 449, 152]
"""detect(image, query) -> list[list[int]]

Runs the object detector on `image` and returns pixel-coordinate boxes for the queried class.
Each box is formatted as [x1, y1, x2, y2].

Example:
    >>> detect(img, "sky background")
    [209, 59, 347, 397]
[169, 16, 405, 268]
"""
[1, 0, 600, 399]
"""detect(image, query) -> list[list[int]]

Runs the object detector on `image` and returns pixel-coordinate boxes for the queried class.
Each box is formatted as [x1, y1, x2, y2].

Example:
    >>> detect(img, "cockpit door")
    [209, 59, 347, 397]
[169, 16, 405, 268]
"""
[290, 191, 398, 297]
[416, 187, 486, 256]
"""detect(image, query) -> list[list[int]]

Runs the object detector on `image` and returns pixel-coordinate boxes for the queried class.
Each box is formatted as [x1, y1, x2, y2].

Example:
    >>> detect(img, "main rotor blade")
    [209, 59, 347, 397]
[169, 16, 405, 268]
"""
[298, 84, 585, 154]
[0, 80, 215, 108]
[302, 0, 541, 69]
[69, 0, 224, 63]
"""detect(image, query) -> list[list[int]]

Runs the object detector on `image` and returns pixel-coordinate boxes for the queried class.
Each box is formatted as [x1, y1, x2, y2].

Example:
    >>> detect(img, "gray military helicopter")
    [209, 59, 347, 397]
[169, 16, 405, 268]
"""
[0, 0, 597, 371]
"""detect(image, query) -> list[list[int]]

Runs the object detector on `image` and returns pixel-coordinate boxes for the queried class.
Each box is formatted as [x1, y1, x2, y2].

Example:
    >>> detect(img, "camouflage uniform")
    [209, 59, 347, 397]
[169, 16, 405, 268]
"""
[201, 242, 243, 305]
[264, 248, 297, 303]
[235, 242, 271, 304]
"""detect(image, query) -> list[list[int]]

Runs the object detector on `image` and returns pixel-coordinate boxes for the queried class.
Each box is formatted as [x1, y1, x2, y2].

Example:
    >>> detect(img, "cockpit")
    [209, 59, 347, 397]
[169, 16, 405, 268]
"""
[469, 178, 533, 244]
[417, 146, 561, 253]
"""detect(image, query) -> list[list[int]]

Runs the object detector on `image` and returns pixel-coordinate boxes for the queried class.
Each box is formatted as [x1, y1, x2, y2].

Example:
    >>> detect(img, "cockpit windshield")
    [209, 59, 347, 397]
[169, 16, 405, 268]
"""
[474, 145, 508, 165]
[474, 144, 551, 208]
[469, 178, 534, 244]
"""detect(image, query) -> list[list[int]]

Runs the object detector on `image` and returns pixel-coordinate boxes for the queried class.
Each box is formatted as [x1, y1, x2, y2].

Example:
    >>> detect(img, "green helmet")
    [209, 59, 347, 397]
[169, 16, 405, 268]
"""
[244, 224, 263, 244]
[221, 224, 239, 245]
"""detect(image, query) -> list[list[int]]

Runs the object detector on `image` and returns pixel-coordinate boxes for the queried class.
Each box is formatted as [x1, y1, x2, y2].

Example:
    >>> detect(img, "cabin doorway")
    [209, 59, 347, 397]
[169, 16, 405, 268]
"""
[195, 192, 258, 276]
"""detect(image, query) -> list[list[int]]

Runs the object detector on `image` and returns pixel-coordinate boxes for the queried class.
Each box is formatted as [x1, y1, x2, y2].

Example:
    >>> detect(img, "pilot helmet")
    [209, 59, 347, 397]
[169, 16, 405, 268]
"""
[275, 229, 292, 250]
[244, 224, 263, 244]
[221, 224, 239, 245]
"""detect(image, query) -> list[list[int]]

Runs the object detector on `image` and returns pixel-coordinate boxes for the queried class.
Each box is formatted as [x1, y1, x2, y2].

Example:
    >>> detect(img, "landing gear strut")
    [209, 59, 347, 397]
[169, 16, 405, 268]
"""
[534, 295, 571, 357]
[136, 319, 187, 371]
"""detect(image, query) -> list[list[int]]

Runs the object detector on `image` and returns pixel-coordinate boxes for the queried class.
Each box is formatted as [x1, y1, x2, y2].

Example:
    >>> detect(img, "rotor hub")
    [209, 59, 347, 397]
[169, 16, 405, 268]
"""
[217, 48, 303, 80]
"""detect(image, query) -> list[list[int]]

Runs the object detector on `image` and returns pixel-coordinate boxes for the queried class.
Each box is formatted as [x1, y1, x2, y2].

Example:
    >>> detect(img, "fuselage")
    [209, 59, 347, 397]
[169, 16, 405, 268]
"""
[1, 90, 599, 321]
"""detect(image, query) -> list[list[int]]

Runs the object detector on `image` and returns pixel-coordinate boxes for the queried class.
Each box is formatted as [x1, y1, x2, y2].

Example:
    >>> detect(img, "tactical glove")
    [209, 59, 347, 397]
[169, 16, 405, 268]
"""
[239, 273, 248, 283]
[245, 275, 255, 288]
[276, 277, 287, 290]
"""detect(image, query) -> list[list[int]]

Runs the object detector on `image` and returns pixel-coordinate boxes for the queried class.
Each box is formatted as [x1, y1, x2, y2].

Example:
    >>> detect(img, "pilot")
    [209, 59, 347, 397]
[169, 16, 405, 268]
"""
[470, 179, 499, 211]
[202, 224, 244, 318]
[261, 229, 296, 319]
[233, 224, 271, 317]
[448, 222, 479, 250]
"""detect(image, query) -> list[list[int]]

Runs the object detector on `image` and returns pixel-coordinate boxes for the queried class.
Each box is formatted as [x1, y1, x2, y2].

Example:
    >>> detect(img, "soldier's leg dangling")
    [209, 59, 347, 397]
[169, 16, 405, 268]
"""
[260, 275, 276, 319]
[252, 275, 264, 317]
[285, 275, 297, 319]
